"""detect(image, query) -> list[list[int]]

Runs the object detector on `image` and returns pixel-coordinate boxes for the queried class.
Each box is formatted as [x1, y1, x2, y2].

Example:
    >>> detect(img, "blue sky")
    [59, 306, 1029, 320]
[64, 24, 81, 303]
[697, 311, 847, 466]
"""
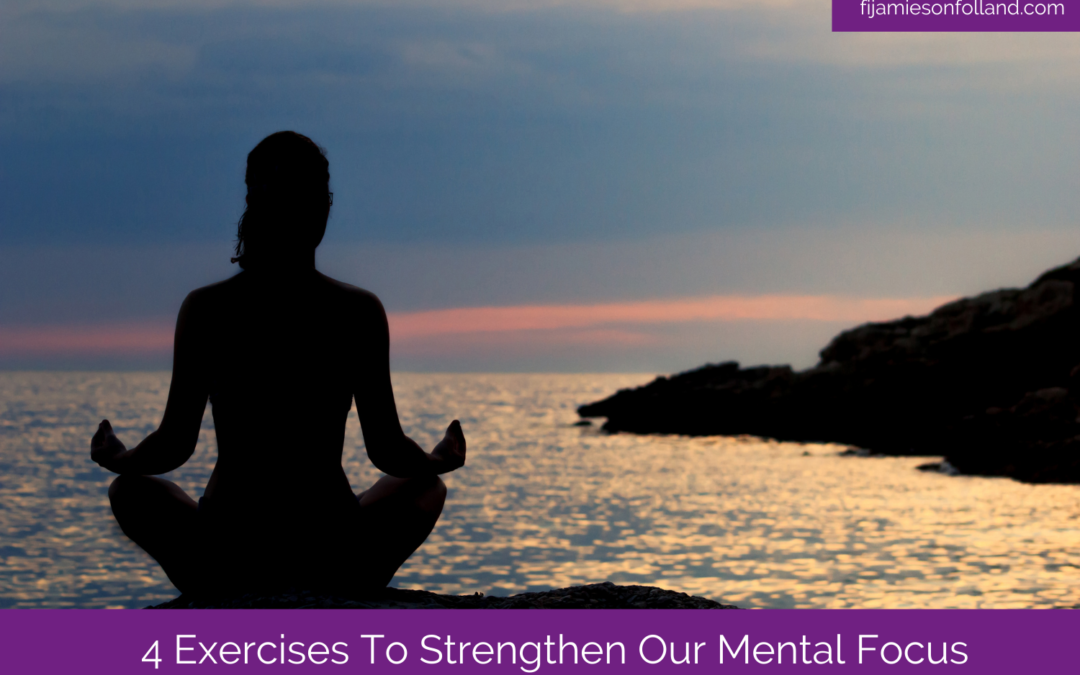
[2, 0, 1079, 371]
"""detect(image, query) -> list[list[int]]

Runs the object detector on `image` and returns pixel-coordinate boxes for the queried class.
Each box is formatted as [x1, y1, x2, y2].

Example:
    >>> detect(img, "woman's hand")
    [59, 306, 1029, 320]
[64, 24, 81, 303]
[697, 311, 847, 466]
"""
[430, 420, 466, 473]
[90, 420, 128, 473]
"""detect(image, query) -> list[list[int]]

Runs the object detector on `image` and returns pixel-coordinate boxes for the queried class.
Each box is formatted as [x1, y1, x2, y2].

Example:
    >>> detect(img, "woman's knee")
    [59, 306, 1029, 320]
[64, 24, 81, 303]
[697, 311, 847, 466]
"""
[108, 474, 162, 527]
[108, 474, 150, 536]
[108, 473, 138, 509]
[416, 475, 446, 517]
[360, 473, 446, 515]
[108, 474, 192, 520]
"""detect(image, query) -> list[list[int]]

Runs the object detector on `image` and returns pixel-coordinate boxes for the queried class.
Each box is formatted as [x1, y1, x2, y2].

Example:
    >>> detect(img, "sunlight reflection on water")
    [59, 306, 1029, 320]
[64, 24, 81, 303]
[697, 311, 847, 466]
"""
[1, 372, 1078, 608]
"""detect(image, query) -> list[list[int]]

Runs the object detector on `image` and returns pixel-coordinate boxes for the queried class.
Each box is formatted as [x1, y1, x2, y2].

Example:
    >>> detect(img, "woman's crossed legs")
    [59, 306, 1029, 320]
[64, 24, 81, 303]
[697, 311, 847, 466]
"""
[108, 473, 446, 596]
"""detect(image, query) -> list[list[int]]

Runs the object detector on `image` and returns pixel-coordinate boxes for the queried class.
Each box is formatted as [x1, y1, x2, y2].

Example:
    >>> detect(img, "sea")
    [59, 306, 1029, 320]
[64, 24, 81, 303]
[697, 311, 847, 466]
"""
[1, 372, 1078, 609]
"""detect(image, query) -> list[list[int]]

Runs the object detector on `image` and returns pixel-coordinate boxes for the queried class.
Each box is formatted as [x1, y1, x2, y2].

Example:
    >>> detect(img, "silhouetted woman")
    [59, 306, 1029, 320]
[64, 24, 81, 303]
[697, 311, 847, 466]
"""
[90, 131, 465, 597]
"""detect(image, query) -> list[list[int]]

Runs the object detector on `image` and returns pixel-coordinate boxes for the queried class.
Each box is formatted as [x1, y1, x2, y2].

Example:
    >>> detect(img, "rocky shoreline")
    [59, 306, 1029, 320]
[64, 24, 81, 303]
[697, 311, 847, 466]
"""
[579, 257, 1080, 484]
[148, 581, 738, 609]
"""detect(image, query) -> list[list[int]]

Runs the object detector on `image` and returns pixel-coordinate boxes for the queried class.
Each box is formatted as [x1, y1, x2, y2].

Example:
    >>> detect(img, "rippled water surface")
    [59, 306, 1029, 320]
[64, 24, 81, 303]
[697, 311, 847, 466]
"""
[1, 372, 1078, 609]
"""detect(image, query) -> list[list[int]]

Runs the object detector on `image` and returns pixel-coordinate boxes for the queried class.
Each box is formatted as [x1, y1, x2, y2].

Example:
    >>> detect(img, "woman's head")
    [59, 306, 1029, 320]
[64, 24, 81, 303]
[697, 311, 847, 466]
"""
[234, 131, 331, 270]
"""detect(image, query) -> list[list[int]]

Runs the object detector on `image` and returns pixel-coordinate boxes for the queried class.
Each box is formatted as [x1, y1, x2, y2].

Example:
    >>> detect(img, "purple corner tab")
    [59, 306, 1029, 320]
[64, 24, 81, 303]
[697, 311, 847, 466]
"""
[833, 0, 1080, 31]
[2, 608, 1078, 673]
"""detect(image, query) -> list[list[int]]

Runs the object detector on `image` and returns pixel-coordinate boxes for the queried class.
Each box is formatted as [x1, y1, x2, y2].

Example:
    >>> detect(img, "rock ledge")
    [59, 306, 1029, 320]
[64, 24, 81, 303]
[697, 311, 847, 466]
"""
[148, 581, 738, 609]
[579, 256, 1080, 483]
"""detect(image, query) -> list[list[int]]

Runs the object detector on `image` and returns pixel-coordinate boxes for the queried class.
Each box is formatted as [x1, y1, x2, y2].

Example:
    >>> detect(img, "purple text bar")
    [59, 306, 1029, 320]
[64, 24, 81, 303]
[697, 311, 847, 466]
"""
[1, 609, 1076, 673]
[833, 0, 1080, 31]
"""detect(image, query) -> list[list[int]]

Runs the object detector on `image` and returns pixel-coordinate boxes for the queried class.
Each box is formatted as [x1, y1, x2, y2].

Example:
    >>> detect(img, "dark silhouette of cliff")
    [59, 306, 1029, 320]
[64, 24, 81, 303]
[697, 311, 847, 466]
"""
[579, 257, 1080, 483]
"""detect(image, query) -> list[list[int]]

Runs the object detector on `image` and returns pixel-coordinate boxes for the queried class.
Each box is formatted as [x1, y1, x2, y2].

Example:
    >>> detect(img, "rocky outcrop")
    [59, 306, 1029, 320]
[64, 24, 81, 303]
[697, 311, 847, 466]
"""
[578, 257, 1080, 483]
[148, 582, 738, 609]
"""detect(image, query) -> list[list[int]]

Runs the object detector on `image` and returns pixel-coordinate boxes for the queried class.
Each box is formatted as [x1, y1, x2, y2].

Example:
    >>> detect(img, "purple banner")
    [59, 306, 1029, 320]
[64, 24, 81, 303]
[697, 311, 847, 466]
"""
[833, 0, 1080, 31]
[1, 609, 1076, 673]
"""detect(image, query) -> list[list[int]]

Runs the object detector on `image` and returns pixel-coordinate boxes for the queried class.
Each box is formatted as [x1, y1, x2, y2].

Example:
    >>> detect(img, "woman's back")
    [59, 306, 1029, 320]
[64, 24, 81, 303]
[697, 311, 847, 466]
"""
[186, 270, 373, 590]
[197, 270, 366, 505]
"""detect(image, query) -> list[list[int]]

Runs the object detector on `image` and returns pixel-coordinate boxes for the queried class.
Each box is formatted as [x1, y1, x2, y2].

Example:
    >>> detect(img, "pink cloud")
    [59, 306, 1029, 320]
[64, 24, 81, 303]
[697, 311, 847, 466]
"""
[0, 322, 174, 356]
[0, 294, 954, 359]
[386, 294, 955, 340]
[394, 326, 659, 357]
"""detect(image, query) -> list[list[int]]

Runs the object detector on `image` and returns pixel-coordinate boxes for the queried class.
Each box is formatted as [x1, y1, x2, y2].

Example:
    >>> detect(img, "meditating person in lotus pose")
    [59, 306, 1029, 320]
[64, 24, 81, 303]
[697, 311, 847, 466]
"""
[90, 131, 465, 597]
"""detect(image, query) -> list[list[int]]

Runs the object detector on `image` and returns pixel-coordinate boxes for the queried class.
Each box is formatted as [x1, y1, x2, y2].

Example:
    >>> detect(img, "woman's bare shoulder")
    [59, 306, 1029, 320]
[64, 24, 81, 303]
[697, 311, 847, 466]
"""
[316, 273, 387, 322]
[178, 272, 387, 329]
[177, 276, 242, 316]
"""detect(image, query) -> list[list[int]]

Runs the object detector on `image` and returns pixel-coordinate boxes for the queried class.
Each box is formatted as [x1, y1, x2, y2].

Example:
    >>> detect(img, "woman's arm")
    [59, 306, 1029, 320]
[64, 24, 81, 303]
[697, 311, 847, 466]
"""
[352, 292, 465, 477]
[90, 292, 210, 475]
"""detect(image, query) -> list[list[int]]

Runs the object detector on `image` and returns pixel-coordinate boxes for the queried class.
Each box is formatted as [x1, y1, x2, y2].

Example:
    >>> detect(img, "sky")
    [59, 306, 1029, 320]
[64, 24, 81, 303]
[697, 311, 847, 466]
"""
[2, 0, 1079, 372]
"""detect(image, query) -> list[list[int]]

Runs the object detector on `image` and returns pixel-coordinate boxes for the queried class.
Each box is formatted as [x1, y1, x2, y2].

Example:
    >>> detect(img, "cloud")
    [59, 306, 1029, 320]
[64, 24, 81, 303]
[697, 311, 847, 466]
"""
[0, 12, 197, 85]
[0, 321, 173, 357]
[382, 293, 954, 369]
[6, 3, 1078, 235]
[4, 0, 797, 12]
[4, 1, 1080, 374]
[0, 292, 944, 359]
[6, 0, 1080, 92]
[319, 224, 1080, 313]
[387, 294, 953, 341]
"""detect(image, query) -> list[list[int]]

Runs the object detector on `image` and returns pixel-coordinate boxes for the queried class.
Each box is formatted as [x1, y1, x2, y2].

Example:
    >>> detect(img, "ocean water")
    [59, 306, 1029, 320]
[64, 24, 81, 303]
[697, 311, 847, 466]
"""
[0, 371, 1078, 609]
